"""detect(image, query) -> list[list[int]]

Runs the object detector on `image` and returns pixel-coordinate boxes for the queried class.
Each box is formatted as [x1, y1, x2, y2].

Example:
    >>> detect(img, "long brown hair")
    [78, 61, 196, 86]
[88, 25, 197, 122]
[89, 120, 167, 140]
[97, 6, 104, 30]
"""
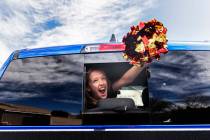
[85, 68, 110, 109]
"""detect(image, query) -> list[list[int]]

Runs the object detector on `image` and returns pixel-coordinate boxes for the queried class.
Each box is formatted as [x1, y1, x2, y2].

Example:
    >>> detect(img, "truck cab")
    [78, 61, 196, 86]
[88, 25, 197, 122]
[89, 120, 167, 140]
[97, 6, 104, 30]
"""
[1, 41, 210, 126]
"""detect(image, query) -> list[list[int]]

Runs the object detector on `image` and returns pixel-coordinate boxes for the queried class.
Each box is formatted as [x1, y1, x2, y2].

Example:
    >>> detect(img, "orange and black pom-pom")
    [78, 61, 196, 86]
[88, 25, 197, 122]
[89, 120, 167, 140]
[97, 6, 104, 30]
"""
[122, 18, 168, 64]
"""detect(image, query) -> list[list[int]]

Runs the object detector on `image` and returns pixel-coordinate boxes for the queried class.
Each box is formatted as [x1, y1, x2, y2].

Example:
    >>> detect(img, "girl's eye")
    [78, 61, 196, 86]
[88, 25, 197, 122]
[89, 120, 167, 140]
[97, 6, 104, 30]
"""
[93, 80, 98, 83]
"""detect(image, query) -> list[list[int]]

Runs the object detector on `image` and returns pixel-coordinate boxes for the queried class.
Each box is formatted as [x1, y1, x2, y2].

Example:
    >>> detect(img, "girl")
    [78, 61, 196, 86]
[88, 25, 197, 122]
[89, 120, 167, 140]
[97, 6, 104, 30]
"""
[85, 64, 147, 109]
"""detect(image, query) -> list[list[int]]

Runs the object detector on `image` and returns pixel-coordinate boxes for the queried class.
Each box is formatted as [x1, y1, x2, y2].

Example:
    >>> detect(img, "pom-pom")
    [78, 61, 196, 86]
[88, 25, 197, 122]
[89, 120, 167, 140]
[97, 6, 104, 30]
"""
[122, 18, 168, 65]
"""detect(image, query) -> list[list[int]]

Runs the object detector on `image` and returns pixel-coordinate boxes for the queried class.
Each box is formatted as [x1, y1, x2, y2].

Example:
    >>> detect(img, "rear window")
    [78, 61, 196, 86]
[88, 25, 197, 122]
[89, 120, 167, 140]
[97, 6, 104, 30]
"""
[148, 51, 210, 124]
[149, 51, 210, 108]
[0, 54, 84, 125]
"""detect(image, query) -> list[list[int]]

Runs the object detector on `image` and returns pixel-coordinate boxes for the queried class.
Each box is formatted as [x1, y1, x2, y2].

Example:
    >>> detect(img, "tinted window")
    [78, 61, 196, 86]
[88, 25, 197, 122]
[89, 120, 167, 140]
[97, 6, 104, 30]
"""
[149, 51, 210, 124]
[0, 54, 83, 120]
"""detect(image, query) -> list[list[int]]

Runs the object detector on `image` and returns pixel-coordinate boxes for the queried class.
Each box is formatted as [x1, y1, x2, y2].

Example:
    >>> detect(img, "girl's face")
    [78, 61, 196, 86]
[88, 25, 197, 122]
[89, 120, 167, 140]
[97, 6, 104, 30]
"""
[88, 70, 108, 100]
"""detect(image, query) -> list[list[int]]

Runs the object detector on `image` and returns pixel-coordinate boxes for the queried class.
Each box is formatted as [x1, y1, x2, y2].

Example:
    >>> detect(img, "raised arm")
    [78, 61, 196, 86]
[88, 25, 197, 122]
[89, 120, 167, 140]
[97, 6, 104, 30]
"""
[112, 64, 147, 91]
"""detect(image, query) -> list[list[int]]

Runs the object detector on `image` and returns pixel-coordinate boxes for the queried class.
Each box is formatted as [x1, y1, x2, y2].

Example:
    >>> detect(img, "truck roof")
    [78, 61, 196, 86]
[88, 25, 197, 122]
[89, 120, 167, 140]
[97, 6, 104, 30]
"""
[1, 41, 210, 79]
[15, 41, 210, 59]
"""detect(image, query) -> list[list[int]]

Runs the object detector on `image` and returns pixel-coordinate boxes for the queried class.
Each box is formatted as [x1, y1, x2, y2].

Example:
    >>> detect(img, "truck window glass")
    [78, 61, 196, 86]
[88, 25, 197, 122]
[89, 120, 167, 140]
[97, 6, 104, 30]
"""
[0, 54, 83, 125]
[149, 51, 210, 124]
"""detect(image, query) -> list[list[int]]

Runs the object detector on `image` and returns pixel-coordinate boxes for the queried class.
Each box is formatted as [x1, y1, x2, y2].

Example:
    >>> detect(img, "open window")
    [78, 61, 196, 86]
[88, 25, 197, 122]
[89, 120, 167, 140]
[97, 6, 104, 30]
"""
[83, 52, 150, 124]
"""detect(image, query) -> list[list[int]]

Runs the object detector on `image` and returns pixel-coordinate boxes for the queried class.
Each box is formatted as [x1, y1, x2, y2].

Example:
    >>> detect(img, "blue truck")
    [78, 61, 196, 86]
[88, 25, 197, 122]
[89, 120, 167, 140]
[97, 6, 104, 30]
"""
[1, 41, 210, 131]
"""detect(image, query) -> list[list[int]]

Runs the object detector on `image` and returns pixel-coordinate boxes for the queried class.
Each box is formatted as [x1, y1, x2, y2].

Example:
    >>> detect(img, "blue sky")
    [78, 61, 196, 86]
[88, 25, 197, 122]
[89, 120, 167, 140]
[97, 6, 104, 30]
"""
[0, 0, 210, 66]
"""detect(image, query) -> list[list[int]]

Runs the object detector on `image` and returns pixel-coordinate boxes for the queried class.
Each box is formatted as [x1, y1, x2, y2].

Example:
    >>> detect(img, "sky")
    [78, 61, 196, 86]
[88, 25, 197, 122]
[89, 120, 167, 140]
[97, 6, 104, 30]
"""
[0, 0, 210, 66]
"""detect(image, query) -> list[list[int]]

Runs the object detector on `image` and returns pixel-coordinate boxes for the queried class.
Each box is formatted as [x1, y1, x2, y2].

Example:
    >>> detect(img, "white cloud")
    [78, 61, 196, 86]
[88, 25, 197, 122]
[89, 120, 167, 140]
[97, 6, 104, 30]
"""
[1, 0, 210, 66]
[0, 0, 156, 66]
[0, 91, 40, 101]
[0, 41, 12, 66]
[29, 0, 157, 48]
[0, 0, 156, 48]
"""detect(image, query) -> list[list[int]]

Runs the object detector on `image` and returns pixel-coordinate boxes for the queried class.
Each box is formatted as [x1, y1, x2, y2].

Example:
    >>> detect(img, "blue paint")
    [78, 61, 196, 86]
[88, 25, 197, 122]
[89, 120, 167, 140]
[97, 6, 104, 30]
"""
[0, 52, 16, 79]
[1, 124, 210, 130]
[17, 41, 210, 59]
[18, 44, 85, 58]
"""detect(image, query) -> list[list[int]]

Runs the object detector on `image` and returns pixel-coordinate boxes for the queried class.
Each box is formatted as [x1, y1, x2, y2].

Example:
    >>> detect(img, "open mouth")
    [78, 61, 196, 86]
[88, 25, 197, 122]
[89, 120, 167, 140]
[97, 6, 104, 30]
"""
[98, 87, 106, 94]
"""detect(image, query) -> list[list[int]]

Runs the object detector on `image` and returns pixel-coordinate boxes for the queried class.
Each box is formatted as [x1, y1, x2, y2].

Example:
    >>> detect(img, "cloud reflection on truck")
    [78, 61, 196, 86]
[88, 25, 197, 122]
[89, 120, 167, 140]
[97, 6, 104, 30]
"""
[1, 42, 210, 125]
